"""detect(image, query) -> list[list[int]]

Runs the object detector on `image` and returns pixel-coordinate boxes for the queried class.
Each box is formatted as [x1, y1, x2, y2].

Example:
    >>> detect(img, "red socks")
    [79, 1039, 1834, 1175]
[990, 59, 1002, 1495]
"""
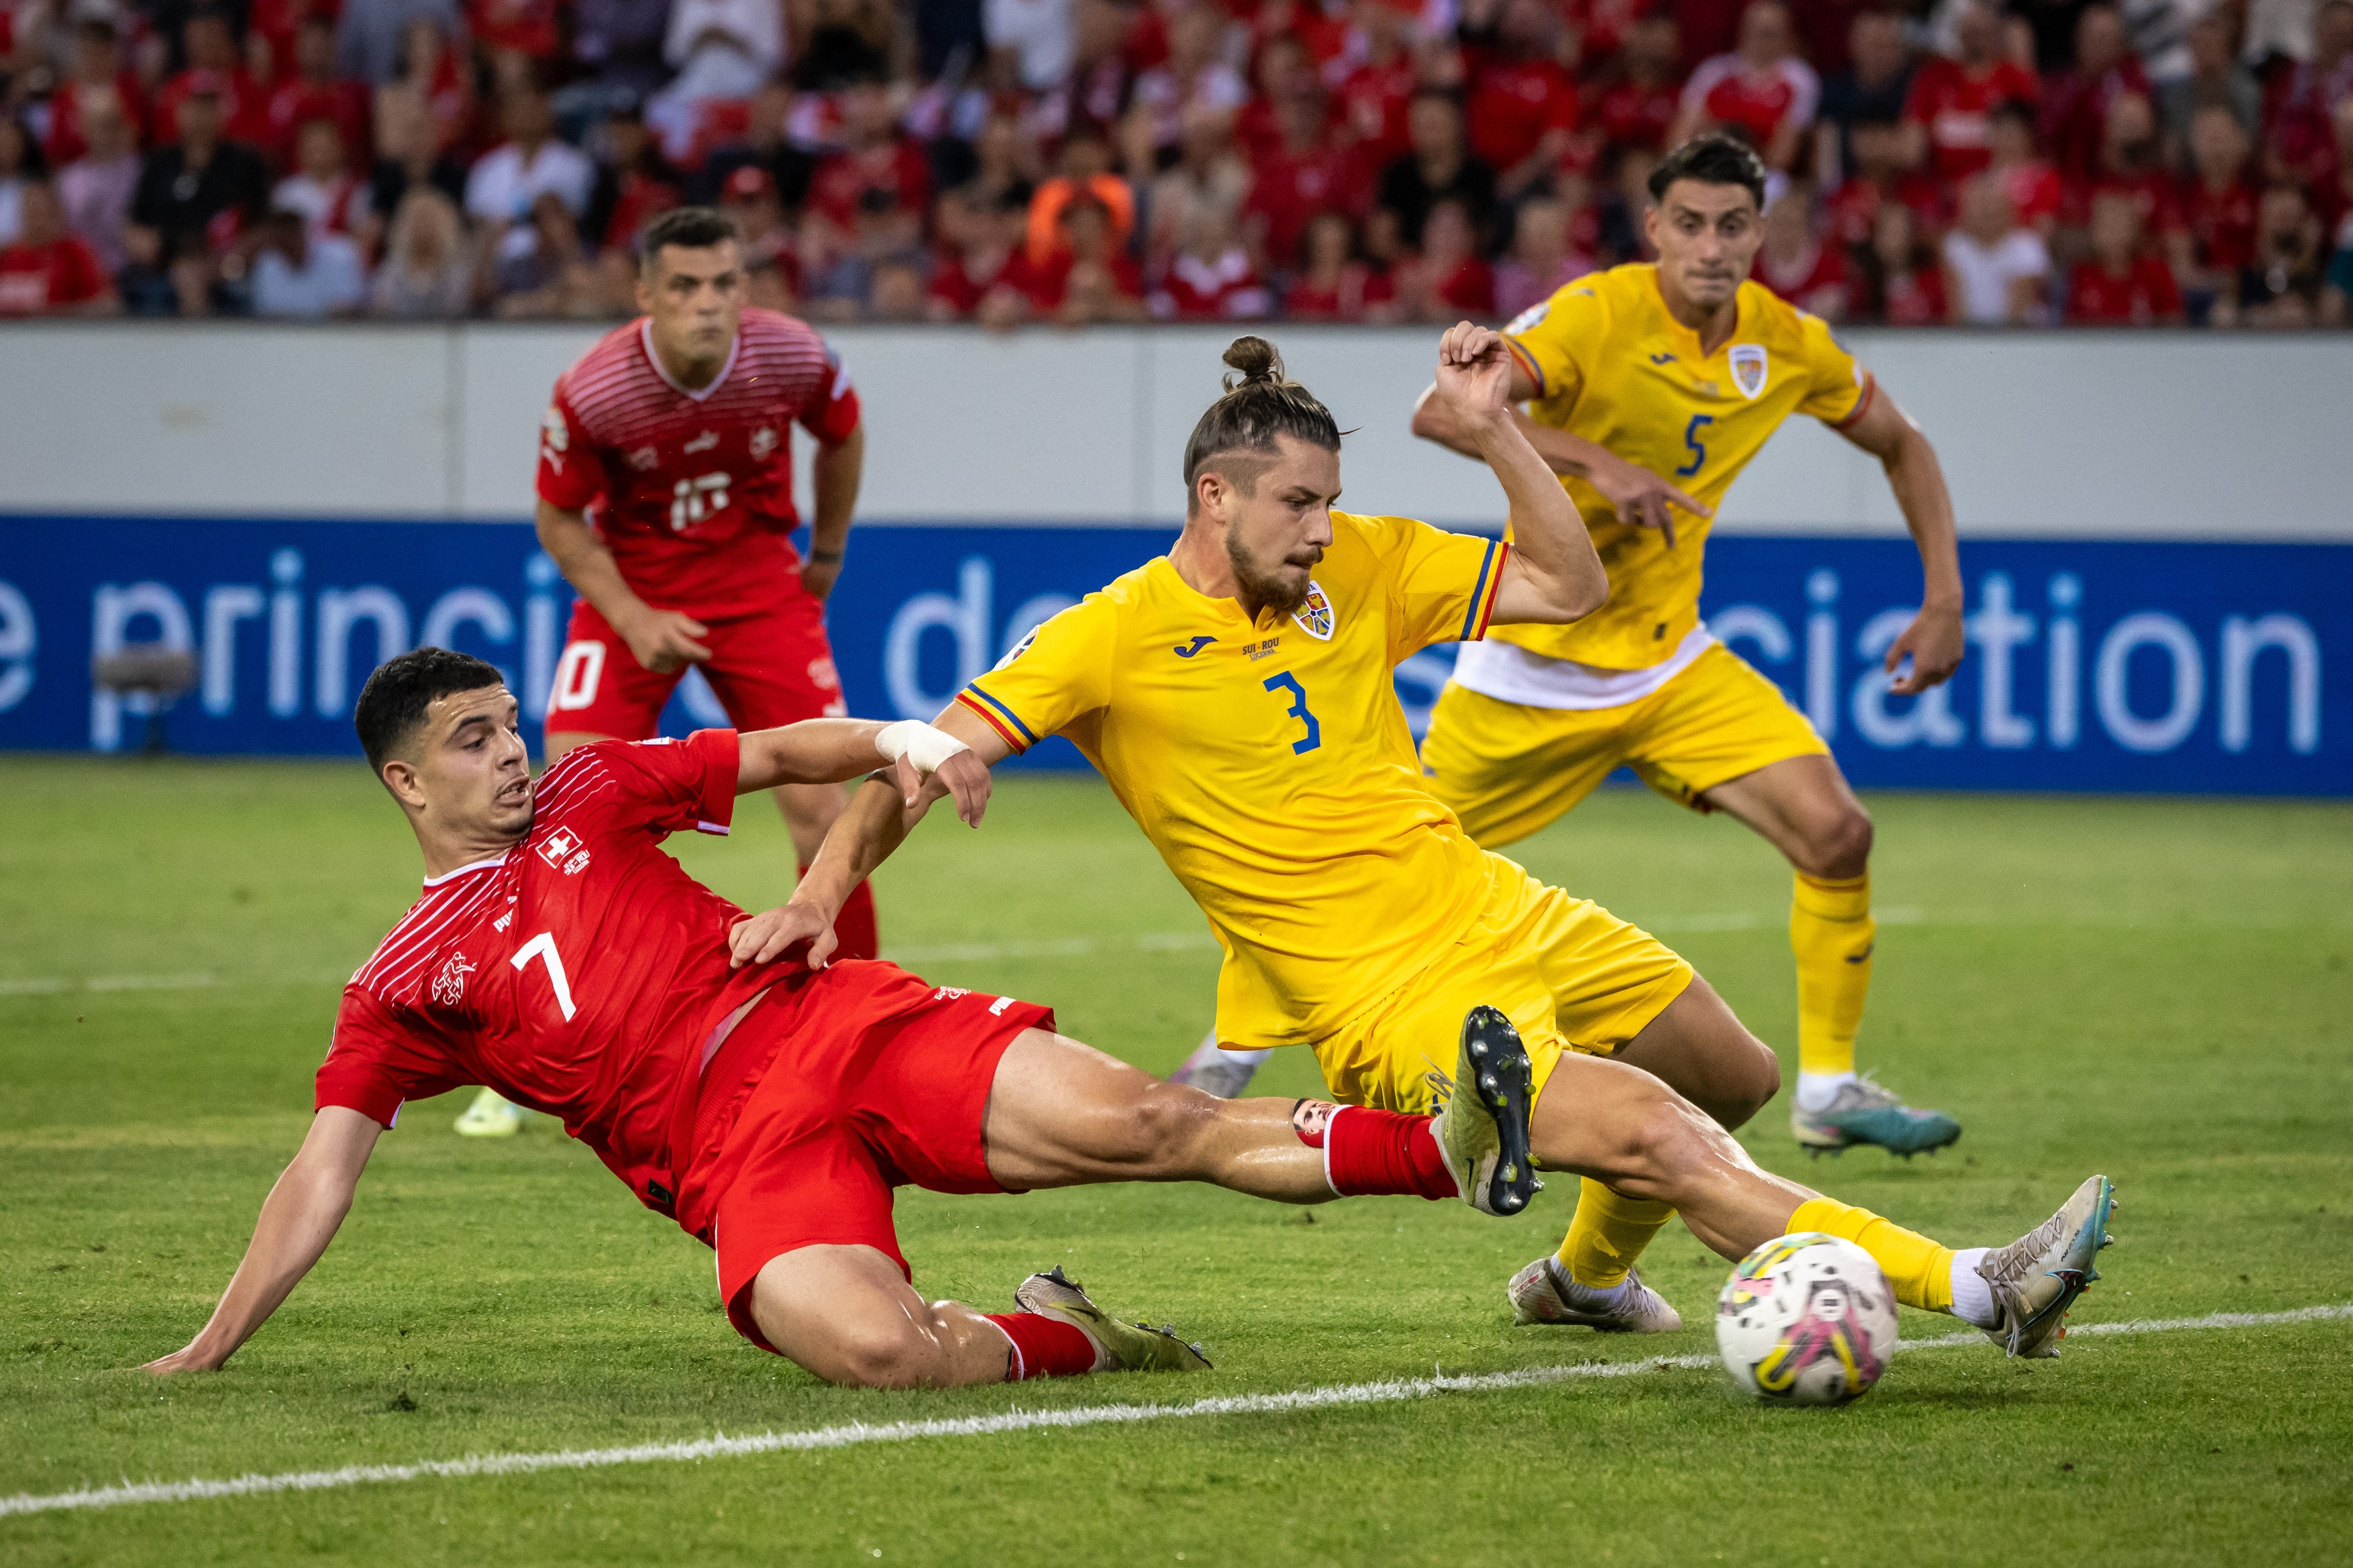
[1294, 1101, 1457, 1202]
[986, 1312, 1098, 1380]
[796, 867, 879, 961]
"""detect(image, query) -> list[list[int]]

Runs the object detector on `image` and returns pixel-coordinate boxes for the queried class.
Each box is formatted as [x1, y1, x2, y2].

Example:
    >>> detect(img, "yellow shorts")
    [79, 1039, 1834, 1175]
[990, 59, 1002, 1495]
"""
[1420, 644, 1830, 849]
[1312, 853, 1693, 1117]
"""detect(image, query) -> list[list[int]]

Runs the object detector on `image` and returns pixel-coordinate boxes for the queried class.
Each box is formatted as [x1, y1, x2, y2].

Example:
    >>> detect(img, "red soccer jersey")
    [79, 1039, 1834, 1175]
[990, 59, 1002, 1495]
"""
[42, 72, 150, 164]
[1587, 76, 1677, 153]
[2178, 176, 2258, 271]
[317, 731, 762, 1223]
[1753, 238, 1850, 319]
[264, 79, 373, 170]
[2066, 255, 2181, 323]
[1334, 54, 1416, 166]
[1464, 54, 1580, 172]
[0, 236, 107, 315]
[1902, 56, 2040, 181]
[1681, 55, 1819, 148]
[1825, 173, 1951, 249]
[2062, 170, 2181, 236]
[535, 309, 861, 613]
[1875, 264, 1948, 325]
[808, 138, 933, 227]
[1243, 141, 1367, 268]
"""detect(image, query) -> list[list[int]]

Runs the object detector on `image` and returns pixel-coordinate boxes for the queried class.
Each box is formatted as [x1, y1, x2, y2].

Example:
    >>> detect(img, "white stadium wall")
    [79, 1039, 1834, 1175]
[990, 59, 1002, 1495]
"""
[1, 322, 2348, 537]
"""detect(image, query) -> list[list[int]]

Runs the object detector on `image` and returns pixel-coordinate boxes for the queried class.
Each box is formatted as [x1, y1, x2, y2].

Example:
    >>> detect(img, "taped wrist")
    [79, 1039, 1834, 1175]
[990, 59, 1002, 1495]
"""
[874, 719, 971, 775]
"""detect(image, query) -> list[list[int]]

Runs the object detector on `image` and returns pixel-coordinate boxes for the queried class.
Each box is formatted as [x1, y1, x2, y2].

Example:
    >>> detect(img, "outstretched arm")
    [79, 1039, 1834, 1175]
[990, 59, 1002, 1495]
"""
[736, 717, 993, 821]
[1834, 384, 1964, 694]
[1426, 321, 1609, 625]
[728, 704, 1012, 969]
[141, 1107, 381, 1373]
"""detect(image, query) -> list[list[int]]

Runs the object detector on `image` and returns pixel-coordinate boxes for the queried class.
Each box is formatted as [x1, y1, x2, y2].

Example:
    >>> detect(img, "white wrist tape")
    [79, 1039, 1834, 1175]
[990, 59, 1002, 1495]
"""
[874, 719, 970, 776]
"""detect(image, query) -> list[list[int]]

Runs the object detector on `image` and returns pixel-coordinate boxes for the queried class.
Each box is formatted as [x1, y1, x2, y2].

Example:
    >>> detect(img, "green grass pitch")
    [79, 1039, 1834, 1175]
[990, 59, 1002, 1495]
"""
[3, 755, 2350, 1565]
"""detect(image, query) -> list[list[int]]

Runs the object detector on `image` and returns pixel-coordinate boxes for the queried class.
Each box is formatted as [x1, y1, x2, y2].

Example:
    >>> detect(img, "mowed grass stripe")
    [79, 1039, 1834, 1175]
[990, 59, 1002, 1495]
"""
[9, 1302, 2347, 1522]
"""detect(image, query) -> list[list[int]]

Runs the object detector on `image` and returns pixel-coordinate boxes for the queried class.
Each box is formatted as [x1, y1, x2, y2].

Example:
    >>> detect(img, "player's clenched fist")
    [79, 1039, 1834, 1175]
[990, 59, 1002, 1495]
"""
[1434, 321, 1513, 426]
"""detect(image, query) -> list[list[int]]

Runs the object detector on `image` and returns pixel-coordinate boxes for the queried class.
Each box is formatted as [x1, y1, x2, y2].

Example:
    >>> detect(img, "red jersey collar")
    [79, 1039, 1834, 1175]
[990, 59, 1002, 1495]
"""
[639, 317, 740, 403]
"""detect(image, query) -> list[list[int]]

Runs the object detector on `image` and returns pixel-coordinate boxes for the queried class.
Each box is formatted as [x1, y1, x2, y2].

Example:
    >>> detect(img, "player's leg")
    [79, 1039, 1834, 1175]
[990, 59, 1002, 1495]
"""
[1524, 1044, 2114, 1359]
[695, 598, 880, 961]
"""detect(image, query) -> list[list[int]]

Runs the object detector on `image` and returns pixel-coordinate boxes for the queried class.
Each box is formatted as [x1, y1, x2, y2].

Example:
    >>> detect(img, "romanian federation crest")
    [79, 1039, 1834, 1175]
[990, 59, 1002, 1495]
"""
[1728, 344, 1769, 400]
[1292, 581, 1335, 641]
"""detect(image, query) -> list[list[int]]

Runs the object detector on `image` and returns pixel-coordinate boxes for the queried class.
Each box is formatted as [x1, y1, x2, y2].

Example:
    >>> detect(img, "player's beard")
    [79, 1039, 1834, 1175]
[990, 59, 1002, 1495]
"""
[1228, 530, 1315, 621]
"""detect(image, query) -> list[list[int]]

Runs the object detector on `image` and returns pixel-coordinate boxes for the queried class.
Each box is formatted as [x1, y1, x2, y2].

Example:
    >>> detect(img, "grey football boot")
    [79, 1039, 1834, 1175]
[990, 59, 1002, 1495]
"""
[1975, 1174, 2116, 1358]
[1507, 1255, 1683, 1332]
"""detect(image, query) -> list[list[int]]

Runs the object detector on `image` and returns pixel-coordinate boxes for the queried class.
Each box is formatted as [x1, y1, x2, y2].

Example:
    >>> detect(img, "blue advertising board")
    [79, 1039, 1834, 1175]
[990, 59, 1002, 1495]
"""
[0, 517, 2344, 794]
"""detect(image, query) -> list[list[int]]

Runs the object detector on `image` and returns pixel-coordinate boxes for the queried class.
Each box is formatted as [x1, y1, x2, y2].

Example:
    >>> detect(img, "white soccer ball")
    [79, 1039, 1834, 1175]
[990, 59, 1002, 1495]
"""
[1716, 1233, 1899, 1406]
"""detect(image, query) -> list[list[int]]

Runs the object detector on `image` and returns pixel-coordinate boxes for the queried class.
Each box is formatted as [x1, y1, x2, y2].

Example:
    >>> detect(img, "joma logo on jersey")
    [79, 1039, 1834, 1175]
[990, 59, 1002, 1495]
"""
[1292, 582, 1335, 641]
[431, 952, 475, 1006]
[536, 829, 590, 874]
[1729, 344, 1769, 399]
[1173, 635, 1216, 658]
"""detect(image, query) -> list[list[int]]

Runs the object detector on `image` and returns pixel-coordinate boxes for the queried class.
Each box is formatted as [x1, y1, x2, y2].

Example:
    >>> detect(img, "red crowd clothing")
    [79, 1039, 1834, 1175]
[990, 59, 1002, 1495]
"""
[1014, 248, 1145, 312]
[264, 77, 373, 168]
[1243, 142, 1367, 268]
[1874, 264, 1948, 325]
[1422, 254, 1496, 315]
[2063, 170, 2182, 236]
[1824, 173, 1950, 249]
[1464, 54, 1581, 172]
[1680, 54, 1820, 148]
[1995, 159, 2064, 227]
[1282, 262, 1384, 319]
[1586, 75, 1678, 153]
[470, 0, 564, 58]
[154, 68, 272, 146]
[808, 138, 933, 227]
[1902, 56, 2041, 181]
[2040, 59, 2151, 180]
[1153, 248, 1275, 318]
[2177, 176, 2258, 272]
[0, 234, 109, 315]
[1753, 238, 1849, 318]
[535, 308, 861, 617]
[1333, 54, 1417, 167]
[2066, 255, 2183, 323]
[42, 73, 150, 165]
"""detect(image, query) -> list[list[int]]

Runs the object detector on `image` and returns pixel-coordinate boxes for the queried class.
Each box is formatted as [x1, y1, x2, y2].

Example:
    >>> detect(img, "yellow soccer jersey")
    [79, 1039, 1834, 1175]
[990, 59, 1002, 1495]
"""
[1500, 264, 1873, 670]
[956, 511, 1510, 1049]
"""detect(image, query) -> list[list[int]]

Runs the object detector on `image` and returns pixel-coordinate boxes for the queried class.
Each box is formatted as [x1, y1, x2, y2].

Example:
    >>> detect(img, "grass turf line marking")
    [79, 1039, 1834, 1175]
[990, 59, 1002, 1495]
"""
[7, 1303, 2348, 1521]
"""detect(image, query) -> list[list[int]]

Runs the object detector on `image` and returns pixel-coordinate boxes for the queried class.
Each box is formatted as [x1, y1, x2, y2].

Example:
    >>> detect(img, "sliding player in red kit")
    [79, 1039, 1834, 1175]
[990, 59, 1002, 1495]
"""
[454, 205, 874, 1139]
[139, 650, 1533, 1390]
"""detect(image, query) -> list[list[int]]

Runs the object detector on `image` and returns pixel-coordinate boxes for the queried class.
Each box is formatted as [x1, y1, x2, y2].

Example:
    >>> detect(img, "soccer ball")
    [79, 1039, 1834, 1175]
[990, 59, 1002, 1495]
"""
[1716, 1233, 1899, 1406]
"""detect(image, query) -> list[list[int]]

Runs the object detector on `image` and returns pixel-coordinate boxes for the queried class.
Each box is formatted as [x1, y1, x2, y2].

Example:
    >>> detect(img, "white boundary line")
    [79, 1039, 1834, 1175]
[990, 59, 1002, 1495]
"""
[6, 1302, 2348, 1521]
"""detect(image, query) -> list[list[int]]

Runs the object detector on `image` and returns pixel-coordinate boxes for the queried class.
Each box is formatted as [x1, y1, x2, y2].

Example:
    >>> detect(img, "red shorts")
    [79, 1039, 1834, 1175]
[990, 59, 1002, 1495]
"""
[544, 579, 844, 741]
[686, 961, 1054, 1353]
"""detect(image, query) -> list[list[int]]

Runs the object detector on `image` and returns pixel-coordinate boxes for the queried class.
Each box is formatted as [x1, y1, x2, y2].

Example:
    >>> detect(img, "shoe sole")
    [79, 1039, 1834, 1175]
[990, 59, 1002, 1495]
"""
[1460, 1006, 1538, 1216]
[1793, 1117, 1963, 1158]
[2009, 1175, 2115, 1357]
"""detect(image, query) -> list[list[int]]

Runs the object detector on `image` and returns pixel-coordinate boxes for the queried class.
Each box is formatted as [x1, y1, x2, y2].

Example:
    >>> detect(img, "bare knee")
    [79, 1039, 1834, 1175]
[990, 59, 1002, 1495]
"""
[1793, 802, 1873, 880]
[1616, 1086, 1745, 1194]
[1722, 1030, 1781, 1126]
[1115, 1083, 1222, 1176]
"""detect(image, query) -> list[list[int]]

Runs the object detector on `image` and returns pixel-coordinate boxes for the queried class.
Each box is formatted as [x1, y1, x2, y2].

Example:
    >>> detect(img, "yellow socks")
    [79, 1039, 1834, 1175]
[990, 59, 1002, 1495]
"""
[1791, 872, 1874, 1081]
[1789, 1197, 1953, 1312]
[1557, 1179, 1677, 1288]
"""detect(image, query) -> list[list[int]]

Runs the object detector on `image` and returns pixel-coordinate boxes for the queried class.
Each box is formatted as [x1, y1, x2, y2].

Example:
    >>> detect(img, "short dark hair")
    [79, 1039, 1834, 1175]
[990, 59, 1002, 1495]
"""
[1648, 132, 1769, 211]
[1181, 337, 1343, 509]
[354, 647, 505, 774]
[639, 205, 741, 272]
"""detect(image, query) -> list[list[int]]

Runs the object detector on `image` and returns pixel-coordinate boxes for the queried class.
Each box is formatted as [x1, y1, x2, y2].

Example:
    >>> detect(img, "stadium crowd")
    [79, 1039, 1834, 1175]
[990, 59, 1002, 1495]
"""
[0, 0, 2347, 323]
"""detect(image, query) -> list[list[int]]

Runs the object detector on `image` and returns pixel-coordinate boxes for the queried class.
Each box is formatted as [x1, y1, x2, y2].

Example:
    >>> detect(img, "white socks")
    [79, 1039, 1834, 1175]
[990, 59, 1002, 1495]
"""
[1948, 1247, 1997, 1328]
[1795, 1069, 1857, 1112]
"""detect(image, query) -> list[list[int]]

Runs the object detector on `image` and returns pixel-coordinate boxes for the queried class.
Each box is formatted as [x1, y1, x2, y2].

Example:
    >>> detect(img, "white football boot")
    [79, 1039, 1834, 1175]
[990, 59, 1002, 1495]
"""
[1508, 1255, 1683, 1332]
[1975, 1174, 2115, 1358]
[452, 1088, 525, 1137]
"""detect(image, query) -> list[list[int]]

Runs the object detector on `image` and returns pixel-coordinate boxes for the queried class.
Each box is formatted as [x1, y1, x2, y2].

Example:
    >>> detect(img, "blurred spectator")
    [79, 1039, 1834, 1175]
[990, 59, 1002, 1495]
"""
[58, 102, 142, 273]
[250, 205, 368, 315]
[648, 0, 788, 154]
[1816, 9, 1912, 178]
[1824, 116, 1947, 249]
[719, 163, 796, 272]
[1283, 208, 1381, 318]
[1143, 104, 1249, 262]
[0, 116, 38, 245]
[792, 0, 904, 93]
[156, 9, 270, 146]
[961, 113, 1038, 209]
[1236, 32, 1314, 161]
[1566, 0, 1651, 73]
[274, 119, 376, 250]
[125, 79, 271, 315]
[264, 15, 374, 172]
[700, 83, 819, 210]
[927, 187, 1019, 315]
[1396, 193, 1494, 318]
[370, 83, 471, 225]
[1596, 141, 1662, 259]
[472, 0, 564, 67]
[584, 107, 683, 251]
[1942, 172, 2048, 321]
[574, 0, 676, 101]
[986, 0, 1075, 91]
[1151, 203, 1272, 317]
[1492, 190, 1595, 317]
[1355, 198, 1412, 317]
[2315, 97, 2353, 256]
[370, 184, 473, 315]
[1131, 2, 1247, 158]
[1046, 194, 1146, 321]
[809, 76, 932, 234]
[1377, 91, 1496, 247]
[1753, 185, 1848, 316]
[1584, 12, 1683, 160]
[2175, 103, 2257, 319]
[42, 17, 150, 166]
[2064, 91, 2179, 255]
[1671, 0, 1820, 172]
[1459, 0, 1582, 199]
[1987, 100, 2062, 234]
[339, 0, 462, 85]
[1242, 89, 1365, 272]
[2217, 183, 2328, 325]
[1901, 1, 2041, 182]
[1027, 0, 1139, 141]
[2262, 0, 2353, 187]
[2042, 5, 2150, 180]
[492, 188, 625, 314]
[1852, 199, 1948, 321]
[1334, 0, 1422, 170]
[1025, 122, 1133, 262]
[2158, 12, 2258, 144]
[464, 85, 596, 248]
[2066, 188, 2183, 321]
[0, 178, 118, 315]
[912, 0, 986, 82]
[868, 252, 928, 319]
[380, 17, 478, 159]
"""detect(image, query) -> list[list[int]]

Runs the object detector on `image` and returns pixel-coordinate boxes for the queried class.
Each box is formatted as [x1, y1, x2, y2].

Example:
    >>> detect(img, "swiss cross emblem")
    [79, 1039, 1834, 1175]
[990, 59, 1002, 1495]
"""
[431, 951, 475, 1006]
[536, 827, 588, 874]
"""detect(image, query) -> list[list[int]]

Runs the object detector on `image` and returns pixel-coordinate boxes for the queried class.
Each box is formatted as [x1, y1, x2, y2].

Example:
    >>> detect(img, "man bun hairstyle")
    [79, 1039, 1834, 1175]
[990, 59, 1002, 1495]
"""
[354, 647, 506, 774]
[1648, 132, 1769, 212]
[639, 205, 743, 272]
[1182, 336, 1345, 507]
